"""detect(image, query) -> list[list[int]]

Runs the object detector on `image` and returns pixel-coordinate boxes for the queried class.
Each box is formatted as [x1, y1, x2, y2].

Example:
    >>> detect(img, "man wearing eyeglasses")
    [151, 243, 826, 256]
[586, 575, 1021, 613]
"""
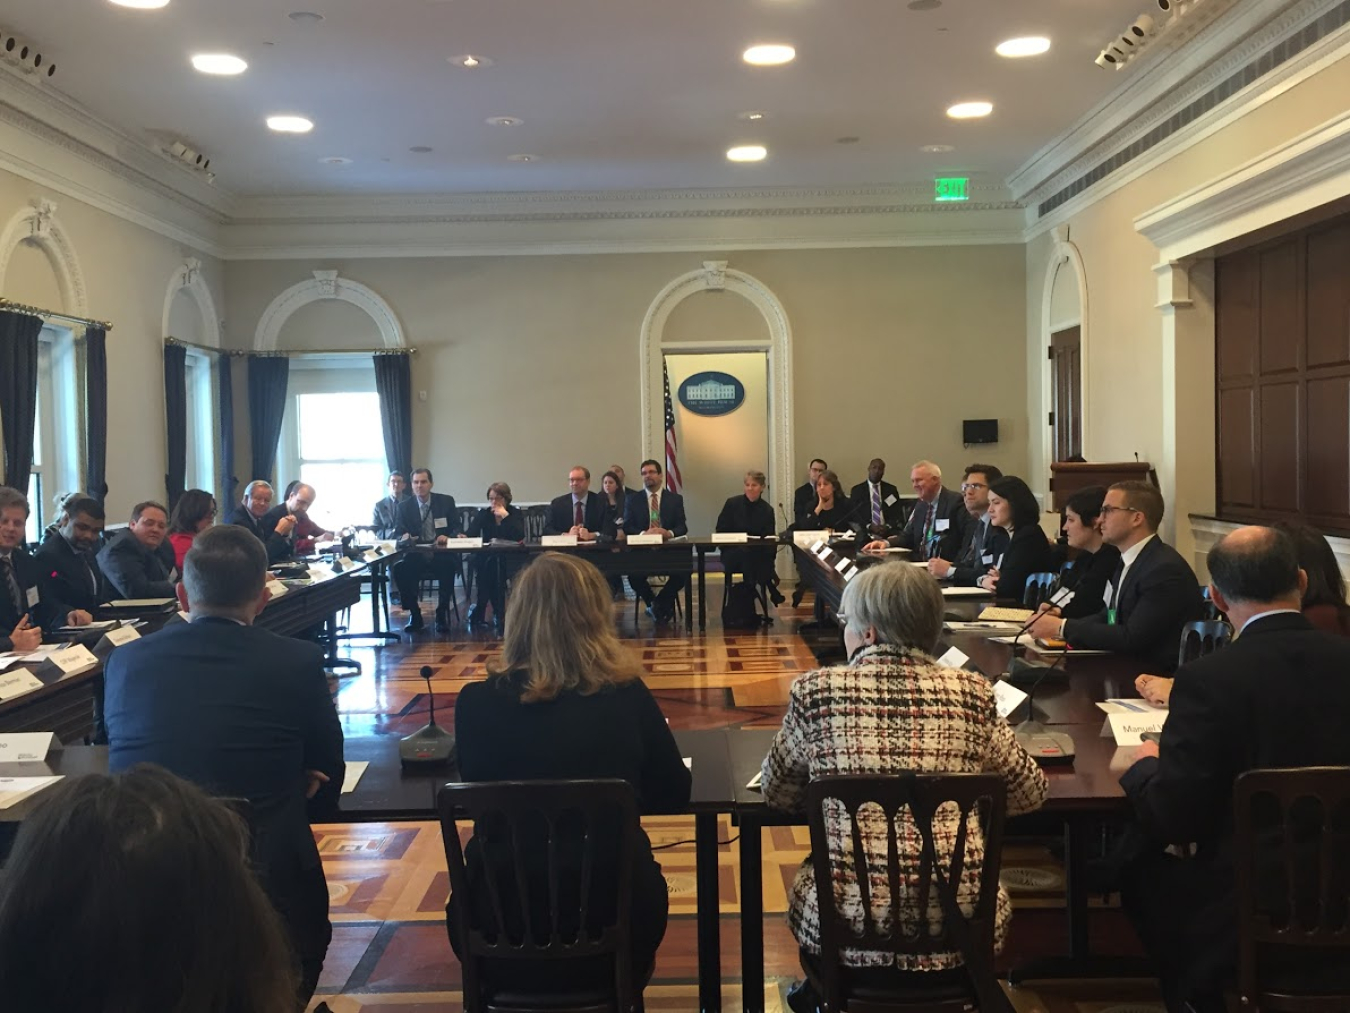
[863, 460, 968, 562]
[925, 464, 1010, 585]
[1028, 481, 1202, 671]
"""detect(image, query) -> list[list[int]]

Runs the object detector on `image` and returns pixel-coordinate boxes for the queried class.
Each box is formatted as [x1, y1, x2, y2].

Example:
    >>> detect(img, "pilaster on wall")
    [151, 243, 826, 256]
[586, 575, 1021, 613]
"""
[1154, 258, 1216, 563]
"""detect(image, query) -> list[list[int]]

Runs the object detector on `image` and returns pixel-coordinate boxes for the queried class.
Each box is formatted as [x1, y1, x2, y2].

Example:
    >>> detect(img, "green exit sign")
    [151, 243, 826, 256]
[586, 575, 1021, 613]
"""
[934, 177, 969, 202]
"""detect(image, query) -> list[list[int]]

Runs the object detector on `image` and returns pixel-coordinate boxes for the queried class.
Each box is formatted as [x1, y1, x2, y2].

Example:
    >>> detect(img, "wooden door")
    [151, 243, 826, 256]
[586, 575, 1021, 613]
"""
[1050, 327, 1082, 462]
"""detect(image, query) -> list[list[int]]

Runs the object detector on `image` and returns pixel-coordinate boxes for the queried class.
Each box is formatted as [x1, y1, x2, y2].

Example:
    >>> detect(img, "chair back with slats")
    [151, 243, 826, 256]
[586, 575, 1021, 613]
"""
[1021, 572, 1059, 609]
[523, 505, 549, 543]
[1234, 767, 1350, 1012]
[1177, 619, 1232, 668]
[1200, 585, 1225, 621]
[438, 779, 640, 1013]
[804, 773, 1012, 1012]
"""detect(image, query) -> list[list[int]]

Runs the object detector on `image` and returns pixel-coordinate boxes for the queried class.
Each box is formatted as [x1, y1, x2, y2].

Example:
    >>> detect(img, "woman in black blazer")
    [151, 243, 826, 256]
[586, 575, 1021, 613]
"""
[451, 552, 692, 993]
[978, 476, 1053, 602]
[1055, 485, 1121, 619]
[794, 470, 855, 531]
[716, 469, 782, 605]
[466, 482, 526, 630]
[597, 471, 628, 542]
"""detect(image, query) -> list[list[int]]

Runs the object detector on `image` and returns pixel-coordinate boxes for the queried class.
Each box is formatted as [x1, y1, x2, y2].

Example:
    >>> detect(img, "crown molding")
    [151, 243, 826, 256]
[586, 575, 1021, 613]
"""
[1008, 0, 1333, 208]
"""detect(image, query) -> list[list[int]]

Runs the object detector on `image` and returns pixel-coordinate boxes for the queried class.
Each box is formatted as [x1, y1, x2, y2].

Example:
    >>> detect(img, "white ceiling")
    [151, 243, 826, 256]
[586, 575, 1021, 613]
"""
[5, 0, 1153, 197]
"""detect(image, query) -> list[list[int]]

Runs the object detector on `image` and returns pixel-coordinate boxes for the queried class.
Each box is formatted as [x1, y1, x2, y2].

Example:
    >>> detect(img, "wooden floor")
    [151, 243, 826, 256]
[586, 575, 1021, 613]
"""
[312, 581, 1163, 1011]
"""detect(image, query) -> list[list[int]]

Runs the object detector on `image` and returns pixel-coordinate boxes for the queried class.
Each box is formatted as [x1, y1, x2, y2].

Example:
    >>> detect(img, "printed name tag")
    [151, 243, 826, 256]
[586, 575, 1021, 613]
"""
[25, 586, 40, 608]
[541, 535, 578, 547]
[103, 626, 140, 647]
[362, 549, 381, 562]
[884, 494, 898, 506]
[0, 672, 44, 702]
[982, 553, 995, 565]
[440, 537, 482, 550]
[935, 519, 950, 532]
[833, 557, 851, 573]
[168, 567, 179, 583]
[711, 533, 749, 544]
[264, 578, 289, 599]
[627, 533, 663, 546]
[433, 517, 448, 530]
[44, 644, 97, 675]
[0, 731, 54, 762]
[936, 646, 969, 669]
[1106, 711, 1167, 746]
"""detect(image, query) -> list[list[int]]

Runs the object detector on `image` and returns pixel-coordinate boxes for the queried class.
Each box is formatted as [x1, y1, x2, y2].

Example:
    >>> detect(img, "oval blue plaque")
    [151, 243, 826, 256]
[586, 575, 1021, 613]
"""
[677, 371, 746, 417]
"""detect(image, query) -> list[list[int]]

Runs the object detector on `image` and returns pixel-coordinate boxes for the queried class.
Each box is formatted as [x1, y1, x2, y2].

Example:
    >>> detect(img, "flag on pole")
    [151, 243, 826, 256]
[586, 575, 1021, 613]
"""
[663, 361, 683, 493]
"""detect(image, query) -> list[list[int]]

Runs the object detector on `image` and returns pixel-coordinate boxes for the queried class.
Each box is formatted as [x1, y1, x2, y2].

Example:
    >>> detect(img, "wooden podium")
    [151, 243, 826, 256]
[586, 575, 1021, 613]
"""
[1049, 461, 1157, 510]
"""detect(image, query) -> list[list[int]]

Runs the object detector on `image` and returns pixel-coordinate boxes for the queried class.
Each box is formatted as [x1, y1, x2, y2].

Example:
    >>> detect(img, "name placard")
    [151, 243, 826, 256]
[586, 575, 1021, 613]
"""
[94, 624, 141, 660]
[306, 567, 332, 582]
[1105, 711, 1167, 746]
[0, 671, 44, 702]
[793, 531, 821, 548]
[993, 680, 1029, 720]
[377, 541, 396, 555]
[264, 578, 289, 599]
[439, 537, 482, 550]
[627, 533, 664, 546]
[833, 556, 851, 573]
[362, 549, 382, 562]
[0, 732, 54, 762]
[711, 532, 749, 544]
[541, 535, 578, 547]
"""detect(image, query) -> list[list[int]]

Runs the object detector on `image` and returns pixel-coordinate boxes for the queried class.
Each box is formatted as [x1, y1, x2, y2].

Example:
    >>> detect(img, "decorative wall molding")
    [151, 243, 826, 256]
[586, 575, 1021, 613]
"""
[253, 271, 405, 351]
[162, 257, 222, 347]
[1153, 260, 1195, 310]
[1135, 110, 1350, 259]
[0, 198, 89, 315]
[639, 260, 794, 520]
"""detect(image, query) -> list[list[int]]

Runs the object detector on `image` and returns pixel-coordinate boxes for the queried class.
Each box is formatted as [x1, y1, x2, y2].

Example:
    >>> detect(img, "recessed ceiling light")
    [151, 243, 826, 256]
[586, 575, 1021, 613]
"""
[320, 156, 352, 165]
[288, 11, 324, 23]
[727, 145, 768, 162]
[109, 0, 170, 7]
[191, 53, 248, 75]
[920, 144, 955, 153]
[946, 101, 993, 119]
[449, 54, 492, 69]
[485, 116, 523, 127]
[409, 146, 434, 154]
[738, 111, 768, 122]
[996, 36, 1051, 58]
[506, 153, 538, 162]
[266, 115, 313, 133]
[742, 44, 795, 66]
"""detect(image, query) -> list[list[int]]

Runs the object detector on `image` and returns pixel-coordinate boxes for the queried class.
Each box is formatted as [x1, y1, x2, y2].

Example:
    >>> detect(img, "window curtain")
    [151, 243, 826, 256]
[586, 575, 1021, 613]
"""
[247, 355, 290, 484]
[218, 352, 237, 506]
[373, 352, 412, 476]
[163, 343, 187, 511]
[0, 310, 43, 492]
[84, 325, 109, 503]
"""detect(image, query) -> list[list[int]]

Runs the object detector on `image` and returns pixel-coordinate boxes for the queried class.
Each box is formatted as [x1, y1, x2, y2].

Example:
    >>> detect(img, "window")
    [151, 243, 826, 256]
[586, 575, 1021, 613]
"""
[278, 359, 385, 531]
[26, 325, 83, 543]
[183, 349, 217, 498]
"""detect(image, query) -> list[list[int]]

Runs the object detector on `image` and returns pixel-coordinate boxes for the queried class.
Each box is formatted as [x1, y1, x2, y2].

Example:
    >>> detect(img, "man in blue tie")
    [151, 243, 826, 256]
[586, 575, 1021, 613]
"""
[848, 458, 903, 540]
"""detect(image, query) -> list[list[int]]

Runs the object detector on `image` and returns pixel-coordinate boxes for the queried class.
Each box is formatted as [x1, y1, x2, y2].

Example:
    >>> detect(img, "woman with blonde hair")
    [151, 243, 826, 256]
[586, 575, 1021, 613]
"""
[450, 552, 692, 990]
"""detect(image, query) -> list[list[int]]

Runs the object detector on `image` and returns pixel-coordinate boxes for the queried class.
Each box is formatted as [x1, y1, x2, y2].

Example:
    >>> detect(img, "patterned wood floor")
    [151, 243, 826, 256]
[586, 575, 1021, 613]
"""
[313, 584, 1162, 1011]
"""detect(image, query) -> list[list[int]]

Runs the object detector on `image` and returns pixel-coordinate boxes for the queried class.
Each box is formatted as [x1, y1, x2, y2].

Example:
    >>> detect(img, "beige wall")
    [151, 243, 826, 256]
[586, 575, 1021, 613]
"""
[0, 166, 224, 522]
[224, 245, 1030, 513]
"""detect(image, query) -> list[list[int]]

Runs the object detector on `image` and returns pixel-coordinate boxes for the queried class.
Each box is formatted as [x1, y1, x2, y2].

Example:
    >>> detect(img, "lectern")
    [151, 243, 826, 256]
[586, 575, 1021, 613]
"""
[1049, 461, 1157, 511]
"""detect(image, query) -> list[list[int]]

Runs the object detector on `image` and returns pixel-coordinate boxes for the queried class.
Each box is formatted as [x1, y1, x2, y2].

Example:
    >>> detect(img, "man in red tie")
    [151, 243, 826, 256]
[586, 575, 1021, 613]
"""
[543, 466, 602, 541]
[623, 460, 689, 623]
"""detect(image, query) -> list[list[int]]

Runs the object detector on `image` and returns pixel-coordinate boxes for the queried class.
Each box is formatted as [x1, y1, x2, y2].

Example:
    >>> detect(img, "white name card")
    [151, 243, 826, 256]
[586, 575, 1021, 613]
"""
[378, 541, 396, 555]
[936, 646, 969, 669]
[1105, 710, 1167, 746]
[0, 671, 44, 702]
[794, 531, 822, 548]
[627, 533, 663, 546]
[265, 578, 289, 599]
[842, 565, 859, 581]
[176, 611, 192, 624]
[440, 537, 482, 550]
[362, 549, 382, 562]
[993, 680, 1029, 720]
[541, 535, 578, 547]
[0, 732, 54, 762]
[306, 567, 332, 582]
[833, 556, 851, 573]
[46, 644, 98, 672]
[711, 532, 749, 544]
[102, 625, 141, 648]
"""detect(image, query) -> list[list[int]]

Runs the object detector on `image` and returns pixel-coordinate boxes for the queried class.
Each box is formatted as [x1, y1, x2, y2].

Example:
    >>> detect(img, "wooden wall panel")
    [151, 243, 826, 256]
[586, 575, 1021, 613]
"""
[1216, 251, 1259, 381]
[1218, 387, 1256, 508]
[1258, 382, 1300, 512]
[1305, 376, 1350, 523]
[1306, 221, 1350, 369]
[1258, 241, 1301, 374]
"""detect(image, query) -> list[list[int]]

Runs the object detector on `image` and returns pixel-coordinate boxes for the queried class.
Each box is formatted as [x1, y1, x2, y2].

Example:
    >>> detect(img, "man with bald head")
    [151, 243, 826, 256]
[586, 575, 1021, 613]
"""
[1117, 525, 1350, 1012]
[262, 482, 333, 558]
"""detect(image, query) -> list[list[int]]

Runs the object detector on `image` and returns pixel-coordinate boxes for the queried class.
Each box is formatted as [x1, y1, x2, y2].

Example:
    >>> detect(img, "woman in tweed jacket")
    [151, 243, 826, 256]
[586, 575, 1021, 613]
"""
[761, 561, 1048, 973]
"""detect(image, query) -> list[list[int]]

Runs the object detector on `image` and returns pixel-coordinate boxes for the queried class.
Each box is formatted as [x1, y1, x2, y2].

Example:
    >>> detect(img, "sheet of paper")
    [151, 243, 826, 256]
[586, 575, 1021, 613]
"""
[935, 645, 970, 669]
[107, 599, 175, 607]
[1106, 710, 1167, 746]
[1096, 698, 1165, 715]
[993, 680, 1029, 719]
[0, 775, 63, 810]
[0, 732, 54, 762]
[940, 587, 993, 597]
[16, 645, 61, 660]
[746, 769, 763, 790]
[944, 621, 1024, 634]
[57, 620, 118, 632]
[341, 761, 369, 793]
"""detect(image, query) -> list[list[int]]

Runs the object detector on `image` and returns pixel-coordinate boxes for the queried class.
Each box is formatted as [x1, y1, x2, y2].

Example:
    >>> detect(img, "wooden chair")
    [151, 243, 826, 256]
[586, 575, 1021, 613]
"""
[1233, 767, 1350, 1011]
[1021, 572, 1059, 609]
[523, 505, 549, 542]
[802, 773, 1013, 1012]
[438, 779, 646, 1013]
[1177, 619, 1232, 668]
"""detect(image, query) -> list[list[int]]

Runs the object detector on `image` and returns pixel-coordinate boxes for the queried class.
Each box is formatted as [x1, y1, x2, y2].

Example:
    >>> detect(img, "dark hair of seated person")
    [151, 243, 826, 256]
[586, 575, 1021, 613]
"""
[0, 765, 298, 1013]
[1273, 519, 1350, 634]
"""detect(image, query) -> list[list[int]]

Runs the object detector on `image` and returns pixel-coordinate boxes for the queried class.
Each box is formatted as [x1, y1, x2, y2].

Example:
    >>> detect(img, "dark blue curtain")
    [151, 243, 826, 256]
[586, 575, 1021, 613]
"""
[163, 343, 187, 511]
[0, 310, 43, 491]
[84, 325, 108, 503]
[373, 352, 413, 475]
[218, 352, 236, 505]
[247, 355, 290, 483]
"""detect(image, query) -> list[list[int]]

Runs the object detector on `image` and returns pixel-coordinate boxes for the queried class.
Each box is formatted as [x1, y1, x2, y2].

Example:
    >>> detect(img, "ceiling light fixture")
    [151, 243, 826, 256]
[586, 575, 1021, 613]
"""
[485, 116, 523, 127]
[449, 54, 492, 69]
[995, 36, 1050, 58]
[108, 0, 171, 8]
[738, 111, 768, 122]
[191, 53, 248, 75]
[727, 144, 767, 162]
[946, 101, 993, 119]
[266, 115, 313, 133]
[742, 44, 795, 66]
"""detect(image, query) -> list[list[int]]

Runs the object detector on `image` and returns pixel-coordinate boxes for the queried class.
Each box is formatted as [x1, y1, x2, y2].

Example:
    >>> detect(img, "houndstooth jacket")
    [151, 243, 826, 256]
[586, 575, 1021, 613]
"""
[760, 642, 1049, 970]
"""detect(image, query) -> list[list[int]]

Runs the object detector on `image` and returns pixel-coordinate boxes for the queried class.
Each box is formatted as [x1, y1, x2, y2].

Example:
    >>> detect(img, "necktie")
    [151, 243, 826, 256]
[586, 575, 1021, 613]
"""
[2, 556, 24, 616]
[80, 552, 97, 594]
[870, 485, 882, 526]
[574, 499, 584, 528]
[1108, 561, 1126, 611]
[649, 493, 660, 526]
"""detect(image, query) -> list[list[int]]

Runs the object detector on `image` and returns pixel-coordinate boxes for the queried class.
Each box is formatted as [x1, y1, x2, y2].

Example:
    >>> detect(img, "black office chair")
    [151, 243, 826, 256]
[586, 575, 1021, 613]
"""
[523, 505, 549, 542]
[1177, 619, 1232, 668]
[801, 773, 1013, 1012]
[1233, 766, 1350, 1011]
[1022, 572, 1059, 609]
[1200, 585, 1225, 621]
[438, 779, 648, 1013]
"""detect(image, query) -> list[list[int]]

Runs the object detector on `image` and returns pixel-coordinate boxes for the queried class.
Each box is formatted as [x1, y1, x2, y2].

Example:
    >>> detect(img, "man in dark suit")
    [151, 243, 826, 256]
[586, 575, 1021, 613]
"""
[0, 486, 91, 652]
[97, 500, 178, 599]
[390, 467, 461, 632]
[867, 460, 968, 561]
[1117, 525, 1350, 1012]
[624, 459, 689, 623]
[261, 482, 333, 558]
[849, 458, 904, 539]
[371, 471, 406, 540]
[1029, 481, 1203, 671]
[224, 479, 293, 563]
[104, 524, 344, 1008]
[925, 464, 1009, 585]
[33, 494, 109, 613]
[793, 459, 828, 525]
[543, 465, 605, 539]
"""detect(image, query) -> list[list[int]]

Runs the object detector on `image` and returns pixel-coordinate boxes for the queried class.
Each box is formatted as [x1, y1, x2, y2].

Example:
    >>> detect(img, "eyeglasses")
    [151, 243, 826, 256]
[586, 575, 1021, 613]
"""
[960, 482, 987, 492]
[1099, 505, 1140, 516]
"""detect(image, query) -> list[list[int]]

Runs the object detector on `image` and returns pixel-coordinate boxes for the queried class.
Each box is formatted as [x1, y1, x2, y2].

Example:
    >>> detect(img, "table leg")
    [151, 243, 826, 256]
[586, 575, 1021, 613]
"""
[698, 547, 708, 632]
[739, 813, 765, 1013]
[695, 811, 723, 1013]
[370, 566, 381, 633]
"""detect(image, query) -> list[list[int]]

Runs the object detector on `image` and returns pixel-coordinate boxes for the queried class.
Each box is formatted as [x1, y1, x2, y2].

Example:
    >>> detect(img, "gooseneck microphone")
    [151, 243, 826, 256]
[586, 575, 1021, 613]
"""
[1011, 647, 1076, 762]
[399, 664, 456, 767]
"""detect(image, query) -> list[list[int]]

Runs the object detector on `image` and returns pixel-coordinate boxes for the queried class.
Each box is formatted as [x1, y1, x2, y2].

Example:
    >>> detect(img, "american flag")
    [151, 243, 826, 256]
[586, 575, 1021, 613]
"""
[663, 360, 683, 493]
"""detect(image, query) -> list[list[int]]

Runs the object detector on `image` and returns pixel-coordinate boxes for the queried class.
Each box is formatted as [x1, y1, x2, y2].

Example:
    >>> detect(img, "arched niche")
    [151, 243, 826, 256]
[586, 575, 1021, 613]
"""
[254, 270, 404, 350]
[0, 200, 88, 315]
[162, 258, 221, 346]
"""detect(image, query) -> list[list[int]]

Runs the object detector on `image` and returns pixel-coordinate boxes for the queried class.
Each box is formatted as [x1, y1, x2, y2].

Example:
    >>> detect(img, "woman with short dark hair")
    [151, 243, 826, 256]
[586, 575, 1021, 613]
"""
[1275, 520, 1350, 636]
[167, 489, 217, 570]
[977, 475, 1053, 599]
[466, 482, 525, 631]
[716, 469, 782, 606]
[1053, 484, 1121, 619]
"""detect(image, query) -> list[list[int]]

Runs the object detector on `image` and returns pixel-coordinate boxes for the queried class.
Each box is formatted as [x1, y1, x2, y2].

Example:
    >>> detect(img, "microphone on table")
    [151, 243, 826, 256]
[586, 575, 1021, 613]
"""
[1010, 646, 1075, 762]
[399, 664, 456, 767]
[1006, 587, 1074, 685]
